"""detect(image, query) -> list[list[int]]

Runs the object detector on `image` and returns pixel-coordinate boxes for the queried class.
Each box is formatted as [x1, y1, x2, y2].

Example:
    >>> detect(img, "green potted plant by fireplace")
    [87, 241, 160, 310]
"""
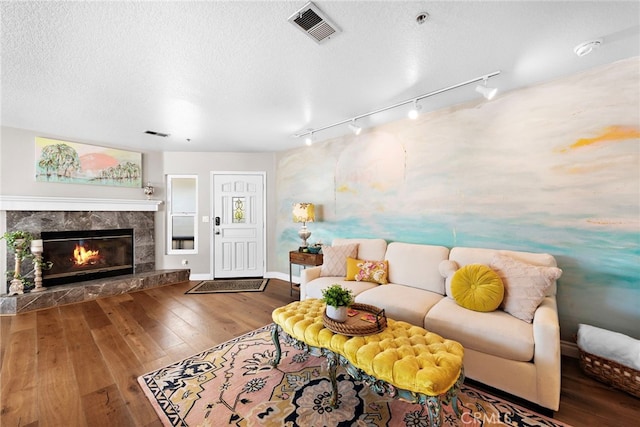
[1, 230, 52, 294]
[321, 284, 354, 323]
[1, 230, 34, 294]
[1, 230, 33, 253]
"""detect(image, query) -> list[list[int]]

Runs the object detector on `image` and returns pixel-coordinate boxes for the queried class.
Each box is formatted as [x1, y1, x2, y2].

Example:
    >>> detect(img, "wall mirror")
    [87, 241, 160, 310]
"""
[167, 174, 198, 254]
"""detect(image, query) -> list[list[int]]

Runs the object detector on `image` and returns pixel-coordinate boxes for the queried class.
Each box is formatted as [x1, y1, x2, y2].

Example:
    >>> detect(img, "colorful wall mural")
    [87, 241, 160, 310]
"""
[276, 57, 640, 341]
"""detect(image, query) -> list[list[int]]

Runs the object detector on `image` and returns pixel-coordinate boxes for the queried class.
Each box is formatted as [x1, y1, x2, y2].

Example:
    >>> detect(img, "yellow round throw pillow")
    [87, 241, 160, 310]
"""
[451, 264, 504, 312]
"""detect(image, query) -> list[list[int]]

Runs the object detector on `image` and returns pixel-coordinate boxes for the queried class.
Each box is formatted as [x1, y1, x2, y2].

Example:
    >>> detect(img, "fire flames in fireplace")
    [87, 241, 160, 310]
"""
[73, 244, 101, 266]
[41, 228, 134, 286]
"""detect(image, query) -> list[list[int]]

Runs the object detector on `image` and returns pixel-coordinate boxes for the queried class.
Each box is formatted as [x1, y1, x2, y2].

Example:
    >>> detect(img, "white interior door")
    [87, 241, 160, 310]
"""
[212, 173, 265, 278]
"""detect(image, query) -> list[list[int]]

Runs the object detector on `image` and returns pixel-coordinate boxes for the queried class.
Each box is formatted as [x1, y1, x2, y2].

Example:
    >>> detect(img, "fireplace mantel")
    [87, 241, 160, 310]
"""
[0, 195, 162, 212]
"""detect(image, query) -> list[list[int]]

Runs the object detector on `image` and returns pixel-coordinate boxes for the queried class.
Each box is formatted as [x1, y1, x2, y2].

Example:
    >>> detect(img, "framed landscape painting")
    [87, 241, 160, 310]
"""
[35, 137, 142, 188]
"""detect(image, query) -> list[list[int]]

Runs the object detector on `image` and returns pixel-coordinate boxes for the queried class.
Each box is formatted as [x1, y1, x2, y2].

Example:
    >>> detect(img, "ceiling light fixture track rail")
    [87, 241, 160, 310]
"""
[294, 71, 501, 141]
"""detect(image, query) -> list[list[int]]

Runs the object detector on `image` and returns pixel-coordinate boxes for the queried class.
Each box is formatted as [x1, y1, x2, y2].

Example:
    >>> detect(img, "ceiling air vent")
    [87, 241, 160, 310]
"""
[144, 130, 170, 138]
[288, 2, 341, 44]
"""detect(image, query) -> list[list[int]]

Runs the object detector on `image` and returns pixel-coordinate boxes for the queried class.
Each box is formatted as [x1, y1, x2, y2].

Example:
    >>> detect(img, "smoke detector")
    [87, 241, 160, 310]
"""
[288, 2, 341, 44]
[416, 12, 429, 25]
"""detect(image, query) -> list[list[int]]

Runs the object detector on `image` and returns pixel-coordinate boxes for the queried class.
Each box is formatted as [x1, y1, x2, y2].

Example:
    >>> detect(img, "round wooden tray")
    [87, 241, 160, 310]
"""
[322, 303, 387, 336]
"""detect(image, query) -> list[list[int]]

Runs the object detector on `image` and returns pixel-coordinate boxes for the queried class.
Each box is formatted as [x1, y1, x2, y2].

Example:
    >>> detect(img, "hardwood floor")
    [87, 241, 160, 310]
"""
[1, 279, 637, 426]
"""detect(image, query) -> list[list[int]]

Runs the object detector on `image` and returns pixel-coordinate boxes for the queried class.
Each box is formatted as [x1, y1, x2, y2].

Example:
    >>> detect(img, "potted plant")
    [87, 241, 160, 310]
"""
[2, 230, 35, 295]
[321, 284, 354, 322]
[1, 230, 34, 253]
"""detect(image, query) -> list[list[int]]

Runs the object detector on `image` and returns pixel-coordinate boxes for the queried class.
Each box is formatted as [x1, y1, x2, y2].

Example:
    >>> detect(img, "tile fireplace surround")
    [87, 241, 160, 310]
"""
[0, 196, 189, 314]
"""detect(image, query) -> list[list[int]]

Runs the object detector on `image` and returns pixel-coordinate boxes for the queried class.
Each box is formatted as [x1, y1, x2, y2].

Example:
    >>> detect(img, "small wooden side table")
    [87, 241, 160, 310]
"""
[289, 250, 323, 296]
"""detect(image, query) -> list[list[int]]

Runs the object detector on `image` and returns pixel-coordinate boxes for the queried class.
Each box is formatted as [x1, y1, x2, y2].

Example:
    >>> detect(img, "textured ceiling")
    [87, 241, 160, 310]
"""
[2, 1, 639, 153]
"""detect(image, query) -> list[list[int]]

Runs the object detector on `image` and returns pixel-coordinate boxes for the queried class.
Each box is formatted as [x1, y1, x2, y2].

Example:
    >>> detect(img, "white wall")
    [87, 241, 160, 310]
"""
[159, 151, 277, 276]
[0, 127, 278, 279]
[0, 126, 163, 198]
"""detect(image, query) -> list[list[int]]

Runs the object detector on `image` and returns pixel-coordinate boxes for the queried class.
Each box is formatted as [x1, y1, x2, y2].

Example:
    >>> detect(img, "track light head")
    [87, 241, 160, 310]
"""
[476, 85, 497, 100]
[305, 132, 314, 146]
[408, 99, 422, 119]
[348, 119, 362, 135]
[475, 78, 498, 100]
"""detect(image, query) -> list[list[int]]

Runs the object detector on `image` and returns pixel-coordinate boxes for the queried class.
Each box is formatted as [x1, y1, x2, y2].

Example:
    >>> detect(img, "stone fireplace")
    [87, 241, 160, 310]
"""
[5, 210, 155, 283]
[0, 196, 190, 314]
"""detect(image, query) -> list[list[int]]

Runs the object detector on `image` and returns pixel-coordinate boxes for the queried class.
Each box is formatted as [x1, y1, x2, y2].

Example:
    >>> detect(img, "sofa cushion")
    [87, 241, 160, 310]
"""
[355, 284, 443, 327]
[425, 297, 534, 362]
[451, 264, 504, 312]
[490, 254, 562, 323]
[346, 257, 389, 284]
[438, 259, 459, 280]
[303, 276, 378, 300]
[447, 247, 559, 297]
[385, 242, 449, 293]
[320, 243, 358, 277]
[333, 238, 387, 261]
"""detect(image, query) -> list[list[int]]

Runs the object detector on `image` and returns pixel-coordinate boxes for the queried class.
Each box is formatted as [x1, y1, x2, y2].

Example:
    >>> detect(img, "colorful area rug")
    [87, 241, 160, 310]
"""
[138, 325, 570, 427]
[186, 278, 268, 294]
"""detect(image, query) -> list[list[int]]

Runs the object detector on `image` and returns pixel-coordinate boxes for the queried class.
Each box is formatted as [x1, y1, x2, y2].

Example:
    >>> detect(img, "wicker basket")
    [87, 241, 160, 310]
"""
[578, 348, 640, 398]
[322, 303, 387, 336]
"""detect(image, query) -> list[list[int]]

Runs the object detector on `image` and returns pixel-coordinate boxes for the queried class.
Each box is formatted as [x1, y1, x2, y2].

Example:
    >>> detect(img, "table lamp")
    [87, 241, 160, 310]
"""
[292, 202, 315, 249]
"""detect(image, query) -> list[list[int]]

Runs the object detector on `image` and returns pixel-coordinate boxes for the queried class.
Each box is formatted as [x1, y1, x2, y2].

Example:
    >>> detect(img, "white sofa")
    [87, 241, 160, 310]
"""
[300, 238, 562, 411]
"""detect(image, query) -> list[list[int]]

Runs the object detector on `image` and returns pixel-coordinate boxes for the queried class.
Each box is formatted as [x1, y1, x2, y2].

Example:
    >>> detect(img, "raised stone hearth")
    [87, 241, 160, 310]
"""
[1, 197, 173, 312]
[0, 269, 189, 315]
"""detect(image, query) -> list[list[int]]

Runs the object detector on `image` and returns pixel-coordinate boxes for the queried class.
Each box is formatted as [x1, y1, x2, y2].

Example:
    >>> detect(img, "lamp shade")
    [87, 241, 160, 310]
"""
[292, 203, 315, 223]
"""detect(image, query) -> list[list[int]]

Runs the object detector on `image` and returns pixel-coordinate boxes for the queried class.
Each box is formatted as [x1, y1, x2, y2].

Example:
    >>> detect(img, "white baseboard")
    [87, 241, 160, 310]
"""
[561, 339, 580, 358]
[189, 273, 211, 281]
[265, 271, 294, 282]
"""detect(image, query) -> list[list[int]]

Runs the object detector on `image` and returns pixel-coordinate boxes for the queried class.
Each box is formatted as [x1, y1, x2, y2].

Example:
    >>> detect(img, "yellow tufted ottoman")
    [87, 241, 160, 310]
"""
[271, 299, 464, 427]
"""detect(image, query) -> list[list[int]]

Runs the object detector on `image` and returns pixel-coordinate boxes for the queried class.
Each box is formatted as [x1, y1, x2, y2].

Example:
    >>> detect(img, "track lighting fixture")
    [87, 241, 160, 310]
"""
[294, 71, 500, 143]
[348, 119, 362, 135]
[408, 99, 422, 119]
[305, 132, 314, 146]
[475, 77, 498, 100]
